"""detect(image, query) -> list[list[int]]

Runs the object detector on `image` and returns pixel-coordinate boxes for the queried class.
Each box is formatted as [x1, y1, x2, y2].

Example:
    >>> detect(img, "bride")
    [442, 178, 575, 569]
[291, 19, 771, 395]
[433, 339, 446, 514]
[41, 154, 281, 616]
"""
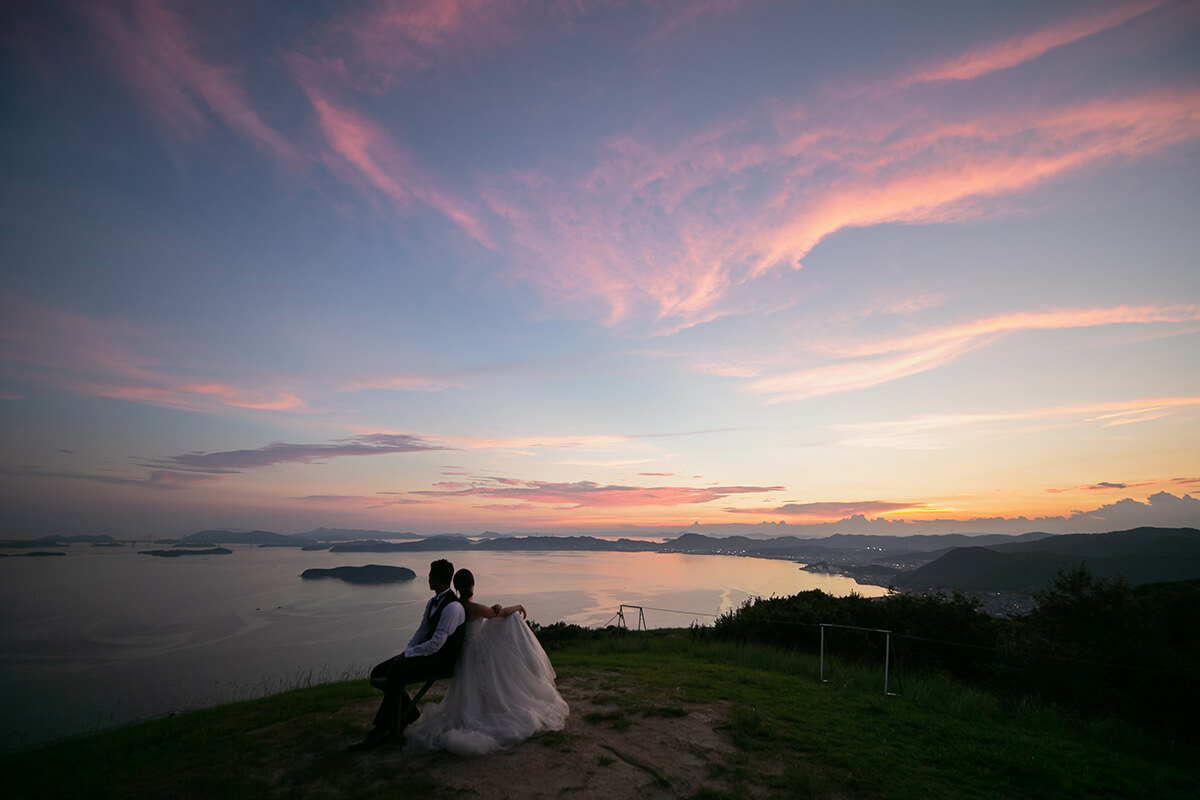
[403, 568, 570, 757]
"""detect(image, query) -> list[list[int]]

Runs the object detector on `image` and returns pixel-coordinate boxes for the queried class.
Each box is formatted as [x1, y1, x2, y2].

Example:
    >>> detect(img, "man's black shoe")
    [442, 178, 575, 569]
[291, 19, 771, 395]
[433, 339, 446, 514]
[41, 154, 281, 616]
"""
[346, 726, 394, 751]
[399, 704, 421, 730]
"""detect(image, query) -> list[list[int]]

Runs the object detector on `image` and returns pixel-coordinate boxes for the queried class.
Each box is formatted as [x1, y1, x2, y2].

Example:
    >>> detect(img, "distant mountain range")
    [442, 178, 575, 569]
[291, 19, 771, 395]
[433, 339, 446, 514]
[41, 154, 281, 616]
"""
[0, 534, 115, 548]
[119, 526, 1200, 596]
[179, 528, 424, 545]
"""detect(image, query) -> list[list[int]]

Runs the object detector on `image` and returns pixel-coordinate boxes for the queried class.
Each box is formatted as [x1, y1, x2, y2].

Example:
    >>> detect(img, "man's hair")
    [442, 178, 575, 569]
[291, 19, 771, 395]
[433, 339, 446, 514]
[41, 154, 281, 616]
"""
[430, 559, 454, 585]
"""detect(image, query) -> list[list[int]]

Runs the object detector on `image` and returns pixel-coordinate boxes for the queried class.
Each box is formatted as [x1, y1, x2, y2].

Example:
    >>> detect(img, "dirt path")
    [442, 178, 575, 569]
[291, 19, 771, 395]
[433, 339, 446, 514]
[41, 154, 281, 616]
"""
[351, 671, 749, 799]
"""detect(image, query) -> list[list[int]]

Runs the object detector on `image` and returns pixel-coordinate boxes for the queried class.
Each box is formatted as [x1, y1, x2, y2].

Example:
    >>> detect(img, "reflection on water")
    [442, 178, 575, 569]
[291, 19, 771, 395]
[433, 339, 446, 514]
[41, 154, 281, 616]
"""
[0, 545, 884, 750]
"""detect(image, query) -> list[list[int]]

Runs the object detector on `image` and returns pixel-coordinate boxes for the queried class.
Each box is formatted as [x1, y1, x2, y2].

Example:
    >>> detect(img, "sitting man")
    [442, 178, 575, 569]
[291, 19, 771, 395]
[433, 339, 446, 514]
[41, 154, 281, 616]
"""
[349, 558, 466, 750]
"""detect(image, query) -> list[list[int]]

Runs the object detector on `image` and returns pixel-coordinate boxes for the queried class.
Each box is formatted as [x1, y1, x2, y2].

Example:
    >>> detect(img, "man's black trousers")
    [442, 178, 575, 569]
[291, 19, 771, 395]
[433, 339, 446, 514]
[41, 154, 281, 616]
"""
[369, 652, 450, 730]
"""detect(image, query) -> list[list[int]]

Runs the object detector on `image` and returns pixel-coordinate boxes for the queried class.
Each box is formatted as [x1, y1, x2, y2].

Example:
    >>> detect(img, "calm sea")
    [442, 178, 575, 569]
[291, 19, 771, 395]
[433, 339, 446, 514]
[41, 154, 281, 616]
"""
[0, 544, 884, 751]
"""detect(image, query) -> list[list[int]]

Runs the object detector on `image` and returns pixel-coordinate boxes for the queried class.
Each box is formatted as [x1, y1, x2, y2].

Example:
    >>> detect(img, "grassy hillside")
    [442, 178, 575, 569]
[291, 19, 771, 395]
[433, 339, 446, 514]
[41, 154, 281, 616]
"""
[893, 527, 1200, 591]
[3, 633, 1193, 799]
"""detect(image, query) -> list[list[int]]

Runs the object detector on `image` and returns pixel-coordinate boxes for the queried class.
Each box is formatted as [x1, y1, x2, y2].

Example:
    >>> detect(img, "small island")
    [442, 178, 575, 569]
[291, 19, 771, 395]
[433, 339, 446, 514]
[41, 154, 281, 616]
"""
[139, 547, 233, 558]
[300, 564, 417, 584]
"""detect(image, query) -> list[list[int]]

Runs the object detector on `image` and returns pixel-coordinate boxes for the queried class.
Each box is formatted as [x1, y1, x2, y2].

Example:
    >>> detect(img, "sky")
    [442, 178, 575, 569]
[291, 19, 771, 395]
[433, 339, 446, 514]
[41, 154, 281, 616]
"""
[2, 0, 1199, 539]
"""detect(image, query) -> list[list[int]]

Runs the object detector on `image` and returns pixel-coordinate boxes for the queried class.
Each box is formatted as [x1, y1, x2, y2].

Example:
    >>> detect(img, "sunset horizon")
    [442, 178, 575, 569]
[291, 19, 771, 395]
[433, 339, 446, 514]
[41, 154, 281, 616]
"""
[3, 1, 1198, 539]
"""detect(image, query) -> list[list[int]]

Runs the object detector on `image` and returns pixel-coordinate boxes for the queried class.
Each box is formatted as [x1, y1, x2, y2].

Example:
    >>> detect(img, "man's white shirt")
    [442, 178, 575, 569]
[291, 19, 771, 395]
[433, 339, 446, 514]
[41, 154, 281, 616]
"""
[403, 589, 466, 658]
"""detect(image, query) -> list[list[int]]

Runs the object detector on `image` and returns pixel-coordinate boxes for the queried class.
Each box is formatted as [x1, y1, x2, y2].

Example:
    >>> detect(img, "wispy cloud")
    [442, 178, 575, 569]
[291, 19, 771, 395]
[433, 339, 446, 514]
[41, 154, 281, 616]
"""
[726, 500, 926, 519]
[322, 0, 538, 89]
[832, 395, 1200, 450]
[1, 467, 223, 491]
[902, 1, 1166, 85]
[291, 494, 430, 508]
[747, 304, 1200, 402]
[485, 86, 1200, 330]
[0, 301, 307, 414]
[84, 0, 296, 161]
[294, 70, 494, 248]
[413, 478, 783, 508]
[341, 375, 459, 393]
[70, 2, 1200, 336]
[452, 434, 632, 451]
[1046, 480, 1158, 494]
[151, 433, 449, 473]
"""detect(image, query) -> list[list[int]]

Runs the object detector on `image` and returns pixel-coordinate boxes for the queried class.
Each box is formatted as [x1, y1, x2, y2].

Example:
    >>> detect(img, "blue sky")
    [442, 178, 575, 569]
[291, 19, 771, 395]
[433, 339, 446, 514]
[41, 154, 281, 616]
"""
[2, 0, 1199, 537]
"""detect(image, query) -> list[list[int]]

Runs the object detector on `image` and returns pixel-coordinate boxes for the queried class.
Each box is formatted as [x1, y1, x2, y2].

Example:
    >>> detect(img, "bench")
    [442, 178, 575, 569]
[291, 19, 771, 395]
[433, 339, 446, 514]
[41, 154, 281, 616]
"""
[369, 667, 455, 728]
[409, 669, 454, 706]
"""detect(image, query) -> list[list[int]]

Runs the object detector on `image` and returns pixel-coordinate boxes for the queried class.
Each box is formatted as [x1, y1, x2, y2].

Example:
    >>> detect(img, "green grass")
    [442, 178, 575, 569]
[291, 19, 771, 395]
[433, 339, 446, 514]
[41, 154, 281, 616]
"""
[3, 631, 1194, 799]
[551, 632, 1196, 799]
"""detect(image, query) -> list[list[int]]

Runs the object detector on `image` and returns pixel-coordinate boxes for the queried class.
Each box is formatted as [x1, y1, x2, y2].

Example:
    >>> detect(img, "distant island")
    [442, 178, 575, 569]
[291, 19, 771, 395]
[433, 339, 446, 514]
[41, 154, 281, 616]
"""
[300, 564, 417, 584]
[139, 547, 233, 558]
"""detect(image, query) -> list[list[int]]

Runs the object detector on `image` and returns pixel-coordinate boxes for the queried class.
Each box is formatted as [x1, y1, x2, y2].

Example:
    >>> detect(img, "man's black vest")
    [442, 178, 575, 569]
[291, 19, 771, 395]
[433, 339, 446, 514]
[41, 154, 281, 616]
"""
[419, 590, 466, 671]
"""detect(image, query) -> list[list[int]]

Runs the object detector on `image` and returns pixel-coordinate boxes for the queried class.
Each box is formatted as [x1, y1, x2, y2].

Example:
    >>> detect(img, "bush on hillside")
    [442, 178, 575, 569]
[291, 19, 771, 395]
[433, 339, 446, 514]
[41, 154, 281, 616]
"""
[710, 566, 1200, 740]
[711, 589, 997, 681]
[997, 565, 1200, 738]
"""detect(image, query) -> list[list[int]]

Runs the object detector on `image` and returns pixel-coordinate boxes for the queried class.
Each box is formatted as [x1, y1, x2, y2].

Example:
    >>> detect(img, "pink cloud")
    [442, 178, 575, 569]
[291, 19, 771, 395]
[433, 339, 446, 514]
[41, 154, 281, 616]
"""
[751, 92, 1200, 277]
[414, 478, 783, 508]
[831, 395, 1200, 450]
[473, 503, 541, 512]
[827, 305, 1200, 360]
[84, 0, 296, 161]
[903, 1, 1166, 85]
[291, 494, 430, 508]
[642, 0, 748, 46]
[0, 301, 307, 414]
[326, 0, 531, 88]
[452, 434, 632, 451]
[727, 501, 925, 519]
[483, 87, 1200, 330]
[295, 72, 493, 248]
[747, 304, 1200, 402]
[342, 375, 459, 393]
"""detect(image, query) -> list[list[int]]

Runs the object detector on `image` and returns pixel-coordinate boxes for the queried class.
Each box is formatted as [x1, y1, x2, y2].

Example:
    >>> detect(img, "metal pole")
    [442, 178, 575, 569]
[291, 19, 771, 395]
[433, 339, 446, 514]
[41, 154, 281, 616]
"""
[819, 624, 826, 682]
[884, 632, 891, 696]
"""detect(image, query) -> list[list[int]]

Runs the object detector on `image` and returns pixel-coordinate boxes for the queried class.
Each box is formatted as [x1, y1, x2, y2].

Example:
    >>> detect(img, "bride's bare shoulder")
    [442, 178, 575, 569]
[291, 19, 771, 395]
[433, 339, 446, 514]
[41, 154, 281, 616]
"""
[463, 600, 494, 622]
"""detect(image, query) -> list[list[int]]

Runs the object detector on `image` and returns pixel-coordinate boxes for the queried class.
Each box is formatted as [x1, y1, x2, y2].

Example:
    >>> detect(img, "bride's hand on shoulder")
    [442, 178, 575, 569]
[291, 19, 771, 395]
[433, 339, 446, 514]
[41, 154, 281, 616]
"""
[491, 603, 503, 616]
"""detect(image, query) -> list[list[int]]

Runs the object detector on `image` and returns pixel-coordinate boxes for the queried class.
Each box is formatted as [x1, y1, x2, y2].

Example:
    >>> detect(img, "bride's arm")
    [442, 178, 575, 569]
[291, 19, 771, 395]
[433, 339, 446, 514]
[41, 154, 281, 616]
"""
[469, 601, 527, 620]
[465, 600, 501, 621]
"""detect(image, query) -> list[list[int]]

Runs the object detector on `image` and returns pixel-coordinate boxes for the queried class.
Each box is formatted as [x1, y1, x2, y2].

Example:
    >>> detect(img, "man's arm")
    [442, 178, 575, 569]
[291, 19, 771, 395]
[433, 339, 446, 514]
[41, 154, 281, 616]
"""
[404, 601, 465, 658]
[405, 615, 430, 651]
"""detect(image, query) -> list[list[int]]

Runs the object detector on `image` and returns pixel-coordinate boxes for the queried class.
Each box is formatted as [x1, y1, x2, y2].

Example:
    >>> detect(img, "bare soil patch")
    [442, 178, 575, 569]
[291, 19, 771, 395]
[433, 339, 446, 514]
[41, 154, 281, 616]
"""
[345, 671, 750, 799]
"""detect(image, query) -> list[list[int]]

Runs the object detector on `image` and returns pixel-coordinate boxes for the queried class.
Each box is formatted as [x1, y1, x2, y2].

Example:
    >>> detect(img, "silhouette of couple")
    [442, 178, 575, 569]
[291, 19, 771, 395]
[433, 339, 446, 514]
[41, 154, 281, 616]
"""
[349, 559, 568, 755]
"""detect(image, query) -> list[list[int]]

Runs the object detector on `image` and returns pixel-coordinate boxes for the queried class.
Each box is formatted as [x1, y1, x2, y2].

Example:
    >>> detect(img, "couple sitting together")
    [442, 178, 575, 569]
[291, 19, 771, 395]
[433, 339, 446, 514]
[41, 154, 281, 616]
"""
[349, 559, 569, 756]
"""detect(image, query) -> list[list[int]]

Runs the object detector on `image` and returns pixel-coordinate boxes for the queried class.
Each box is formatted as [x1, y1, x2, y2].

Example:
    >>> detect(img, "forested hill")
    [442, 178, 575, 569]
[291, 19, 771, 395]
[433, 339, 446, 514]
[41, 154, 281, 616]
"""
[891, 527, 1200, 592]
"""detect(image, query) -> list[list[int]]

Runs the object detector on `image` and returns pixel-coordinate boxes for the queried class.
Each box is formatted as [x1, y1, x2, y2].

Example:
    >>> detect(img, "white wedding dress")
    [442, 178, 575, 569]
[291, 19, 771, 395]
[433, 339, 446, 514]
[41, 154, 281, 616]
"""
[404, 614, 569, 757]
